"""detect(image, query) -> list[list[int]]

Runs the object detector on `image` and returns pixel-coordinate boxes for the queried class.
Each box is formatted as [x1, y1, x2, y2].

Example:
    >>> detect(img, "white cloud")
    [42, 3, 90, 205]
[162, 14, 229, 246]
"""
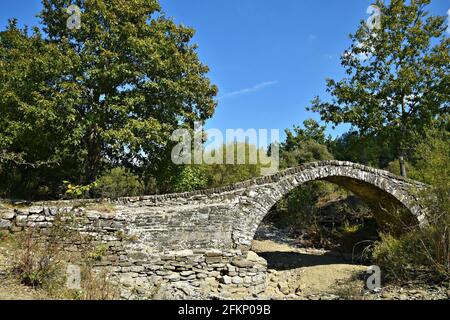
[219, 81, 279, 99]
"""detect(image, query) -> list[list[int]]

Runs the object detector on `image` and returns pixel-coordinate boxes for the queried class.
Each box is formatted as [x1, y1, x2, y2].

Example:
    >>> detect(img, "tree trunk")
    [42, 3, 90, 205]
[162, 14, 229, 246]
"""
[399, 97, 408, 178]
[399, 151, 407, 178]
[84, 124, 101, 184]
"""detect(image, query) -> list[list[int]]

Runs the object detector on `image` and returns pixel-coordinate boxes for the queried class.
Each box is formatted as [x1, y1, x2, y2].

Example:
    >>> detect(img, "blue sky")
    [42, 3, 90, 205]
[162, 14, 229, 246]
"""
[1, 0, 449, 145]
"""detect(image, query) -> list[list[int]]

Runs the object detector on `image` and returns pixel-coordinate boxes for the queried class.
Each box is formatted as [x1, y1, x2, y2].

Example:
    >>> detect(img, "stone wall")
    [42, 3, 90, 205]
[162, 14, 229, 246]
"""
[0, 203, 267, 299]
[0, 161, 426, 299]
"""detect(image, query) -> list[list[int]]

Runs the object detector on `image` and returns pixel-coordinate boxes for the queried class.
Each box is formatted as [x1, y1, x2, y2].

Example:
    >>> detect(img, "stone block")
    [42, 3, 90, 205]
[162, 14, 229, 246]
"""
[0, 219, 12, 230]
[232, 276, 243, 285]
[1, 211, 15, 220]
[221, 276, 232, 285]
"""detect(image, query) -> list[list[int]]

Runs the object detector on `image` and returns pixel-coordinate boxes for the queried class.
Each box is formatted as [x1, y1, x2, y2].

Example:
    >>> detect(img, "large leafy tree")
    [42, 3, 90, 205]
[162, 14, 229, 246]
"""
[311, 0, 449, 177]
[0, 21, 82, 197]
[283, 119, 328, 152]
[0, 0, 217, 198]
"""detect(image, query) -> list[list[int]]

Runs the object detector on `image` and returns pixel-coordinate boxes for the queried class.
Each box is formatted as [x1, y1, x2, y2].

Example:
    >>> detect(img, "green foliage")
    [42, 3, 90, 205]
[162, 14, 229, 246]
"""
[0, 20, 82, 199]
[172, 166, 207, 193]
[0, 0, 217, 199]
[280, 119, 333, 169]
[93, 167, 144, 199]
[64, 181, 98, 199]
[386, 159, 415, 177]
[311, 0, 449, 177]
[409, 124, 450, 185]
[88, 244, 109, 262]
[199, 142, 264, 189]
[283, 119, 329, 152]
[373, 225, 449, 283]
[330, 131, 396, 169]
[373, 125, 450, 284]
[340, 221, 363, 235]
[281, 140, 333, 169]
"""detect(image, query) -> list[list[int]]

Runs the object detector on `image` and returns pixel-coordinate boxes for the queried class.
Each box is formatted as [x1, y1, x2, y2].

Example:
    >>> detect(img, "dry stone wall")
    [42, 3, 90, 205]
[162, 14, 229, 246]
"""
[0, 161, 426, 299]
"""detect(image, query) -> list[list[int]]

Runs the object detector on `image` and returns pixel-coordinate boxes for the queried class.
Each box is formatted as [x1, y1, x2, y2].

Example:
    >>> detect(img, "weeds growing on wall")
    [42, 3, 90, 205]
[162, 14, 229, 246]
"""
[6, 212, 119, 299]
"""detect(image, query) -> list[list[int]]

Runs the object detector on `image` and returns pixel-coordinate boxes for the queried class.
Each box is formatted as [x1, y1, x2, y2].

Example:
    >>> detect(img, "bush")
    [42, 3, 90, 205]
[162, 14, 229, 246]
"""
[10, 213, 76, 289]
[386, 160, 415, 177]
[173, 166, 207, 193]
[8, 212, 120, 299]
[73, 267, 119, 300]
[93, 167, 144, 199]
[280, 140, 333, 169]
[64, 181, 98, 199]
[373, 217, 449, 284]
[373, 127, 450, 284]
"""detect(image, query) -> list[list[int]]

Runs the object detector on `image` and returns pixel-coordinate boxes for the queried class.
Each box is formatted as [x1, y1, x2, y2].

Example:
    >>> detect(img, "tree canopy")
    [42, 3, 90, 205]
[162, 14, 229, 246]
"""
[311, 0, 449, 177]
[0, 0, 217, 198]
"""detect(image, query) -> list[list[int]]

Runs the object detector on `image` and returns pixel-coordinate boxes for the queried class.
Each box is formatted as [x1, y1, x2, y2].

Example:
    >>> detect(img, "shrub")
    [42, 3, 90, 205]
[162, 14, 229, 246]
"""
[8, 212, 120, 299]
[10, 213, 76, 289]
[93, 167, 144, 199]
[64, 181, 98, 199]
[74, 267, 120, 300]
[173, 166, 207, 193]
[373, 127, 450, 284]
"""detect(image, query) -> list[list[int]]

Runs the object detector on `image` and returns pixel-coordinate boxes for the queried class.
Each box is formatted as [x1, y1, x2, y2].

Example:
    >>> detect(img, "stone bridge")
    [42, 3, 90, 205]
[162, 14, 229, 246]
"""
[0, 161, 427, 299]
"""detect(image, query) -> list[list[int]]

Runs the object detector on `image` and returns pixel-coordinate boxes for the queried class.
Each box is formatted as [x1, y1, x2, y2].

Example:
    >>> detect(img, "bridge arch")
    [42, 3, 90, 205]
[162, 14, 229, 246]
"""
[231, 161, 427, 247]
[0, 160, 429, 299]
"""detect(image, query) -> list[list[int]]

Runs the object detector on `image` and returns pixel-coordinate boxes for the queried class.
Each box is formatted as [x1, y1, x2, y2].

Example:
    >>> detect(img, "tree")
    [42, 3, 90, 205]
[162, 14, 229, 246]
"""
[281, 140, 333, 169]
[0, 0, 217, 198]
[172, 166, 207, 193]
[280, 119, 333, 169]
[283, 119, 328, 152]
[311, 0, 449, 177]
[330, 131, 396, 169]
[93, 167, 144, 198]
[200, 142, 264, 188]
[0, 20, 82, 198]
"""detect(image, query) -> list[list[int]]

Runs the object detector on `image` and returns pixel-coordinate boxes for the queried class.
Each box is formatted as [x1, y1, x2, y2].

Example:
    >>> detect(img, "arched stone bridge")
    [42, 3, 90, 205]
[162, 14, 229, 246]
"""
[0, 161, 427, 299]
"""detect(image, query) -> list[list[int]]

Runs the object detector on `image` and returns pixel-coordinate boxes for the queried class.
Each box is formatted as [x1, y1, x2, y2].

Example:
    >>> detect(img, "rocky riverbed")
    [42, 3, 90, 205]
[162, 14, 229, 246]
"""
[250, 223, 449, 301]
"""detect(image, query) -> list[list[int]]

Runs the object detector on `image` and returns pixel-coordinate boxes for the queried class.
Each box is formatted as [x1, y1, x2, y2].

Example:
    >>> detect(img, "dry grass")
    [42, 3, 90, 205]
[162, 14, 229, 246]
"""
[1, 212, 120, 300]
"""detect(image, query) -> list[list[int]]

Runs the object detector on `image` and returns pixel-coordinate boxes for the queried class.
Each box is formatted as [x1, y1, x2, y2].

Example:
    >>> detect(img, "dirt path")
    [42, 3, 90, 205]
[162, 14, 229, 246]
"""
[0, 277, 50, 300]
